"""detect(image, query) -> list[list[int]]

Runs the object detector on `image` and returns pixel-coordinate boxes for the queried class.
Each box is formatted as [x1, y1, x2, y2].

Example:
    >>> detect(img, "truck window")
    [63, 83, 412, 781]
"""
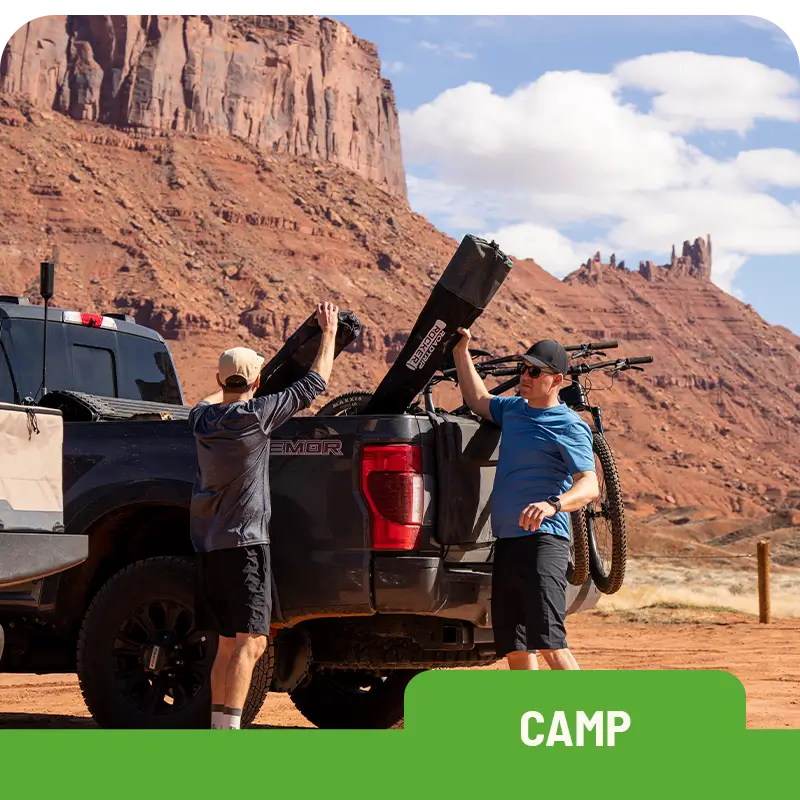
[0, 319, 70, 402]
[116, 334, 182, 405]
[72, 344, 117, 397]
[1, 319, 182, 405]
[0, 344, 15, 403]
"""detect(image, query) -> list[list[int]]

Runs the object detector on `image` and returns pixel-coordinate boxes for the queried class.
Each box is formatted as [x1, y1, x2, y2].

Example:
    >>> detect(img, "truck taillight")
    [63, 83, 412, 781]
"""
[361, 445, 424, 550]
[62, 311, 118, 329]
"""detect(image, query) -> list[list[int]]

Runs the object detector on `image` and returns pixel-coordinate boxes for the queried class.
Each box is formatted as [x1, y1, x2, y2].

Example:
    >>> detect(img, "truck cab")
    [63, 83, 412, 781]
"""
[0, 295, 184, 407]
[0, 295, 183, 597]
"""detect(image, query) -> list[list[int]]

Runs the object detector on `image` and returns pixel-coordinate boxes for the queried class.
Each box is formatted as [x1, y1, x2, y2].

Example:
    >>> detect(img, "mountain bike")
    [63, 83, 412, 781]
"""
[317, 340, 653, 595]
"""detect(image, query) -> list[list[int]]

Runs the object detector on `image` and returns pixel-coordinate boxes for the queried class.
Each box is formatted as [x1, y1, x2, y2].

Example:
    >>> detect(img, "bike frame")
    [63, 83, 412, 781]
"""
[557, 379, 605, 436]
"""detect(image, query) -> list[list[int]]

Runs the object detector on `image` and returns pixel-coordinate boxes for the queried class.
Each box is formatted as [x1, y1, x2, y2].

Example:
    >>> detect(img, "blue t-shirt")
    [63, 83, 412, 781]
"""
[489, 396, 595, 540]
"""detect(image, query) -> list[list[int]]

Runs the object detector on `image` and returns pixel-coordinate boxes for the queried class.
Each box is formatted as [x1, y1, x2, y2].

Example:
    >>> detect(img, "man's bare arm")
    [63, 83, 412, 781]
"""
[518, 471, 599, 532]
[309, 301, 339, 385]
[558, 471, 600, 512]
[453, 327, 493, 420]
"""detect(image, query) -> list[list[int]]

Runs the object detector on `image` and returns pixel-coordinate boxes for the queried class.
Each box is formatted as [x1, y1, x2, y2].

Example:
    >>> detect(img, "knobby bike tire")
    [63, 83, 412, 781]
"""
[316, 392, 424, 416]
[316, 392, 374, 416]
[567, 510, 590, 586]
[585, 433, 626, 594]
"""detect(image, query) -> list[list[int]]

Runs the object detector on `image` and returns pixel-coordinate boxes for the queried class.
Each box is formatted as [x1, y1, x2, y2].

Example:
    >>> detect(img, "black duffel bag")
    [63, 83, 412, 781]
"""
[255, 309, 362, 397]
[363, 235, 512, 415]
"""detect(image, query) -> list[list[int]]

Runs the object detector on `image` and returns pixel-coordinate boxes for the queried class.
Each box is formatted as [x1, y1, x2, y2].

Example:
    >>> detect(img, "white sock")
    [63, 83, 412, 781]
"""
[211, 705, 225, 729]
[223, 707, 242, 730]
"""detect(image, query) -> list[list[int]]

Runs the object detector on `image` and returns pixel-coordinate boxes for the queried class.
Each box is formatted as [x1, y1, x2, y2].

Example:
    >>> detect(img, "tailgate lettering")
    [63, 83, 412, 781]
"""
[270, 440, 343, 456]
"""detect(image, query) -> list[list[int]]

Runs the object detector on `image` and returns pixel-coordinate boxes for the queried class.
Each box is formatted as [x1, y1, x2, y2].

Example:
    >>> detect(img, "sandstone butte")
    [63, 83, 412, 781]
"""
[0, 14, 406, 196]
[1, 14, 799, 522]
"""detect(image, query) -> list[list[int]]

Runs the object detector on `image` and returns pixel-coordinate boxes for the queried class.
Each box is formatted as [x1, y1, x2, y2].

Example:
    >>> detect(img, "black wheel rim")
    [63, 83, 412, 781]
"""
[111, 599, 212, 716]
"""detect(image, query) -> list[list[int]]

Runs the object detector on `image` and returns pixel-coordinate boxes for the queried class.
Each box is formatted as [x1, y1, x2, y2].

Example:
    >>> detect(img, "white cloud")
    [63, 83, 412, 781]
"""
[400, 51, 800, 295]
[613, 52, 800, 134]
[479, 223, 609, 277]
[402, 75, 706, 195]
[726, 149, 800, 188]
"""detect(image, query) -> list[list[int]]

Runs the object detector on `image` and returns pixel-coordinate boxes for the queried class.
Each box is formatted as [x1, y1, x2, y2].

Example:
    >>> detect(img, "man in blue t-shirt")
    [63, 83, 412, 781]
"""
[453, 329, 599, 671]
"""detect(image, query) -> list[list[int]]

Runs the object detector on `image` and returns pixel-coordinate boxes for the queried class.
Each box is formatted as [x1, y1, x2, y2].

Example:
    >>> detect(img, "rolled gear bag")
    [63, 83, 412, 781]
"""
[254, 309, 362, 397]
[363, 236, 513, 415]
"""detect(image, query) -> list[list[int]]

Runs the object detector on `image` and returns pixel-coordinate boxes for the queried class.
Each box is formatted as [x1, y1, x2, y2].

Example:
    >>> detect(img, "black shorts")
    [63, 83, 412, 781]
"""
[491, 533, 569, 655]
[195, 544, 272, 639]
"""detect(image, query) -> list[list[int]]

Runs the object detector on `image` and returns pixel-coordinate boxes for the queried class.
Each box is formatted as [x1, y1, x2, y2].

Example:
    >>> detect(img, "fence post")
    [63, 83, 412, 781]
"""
[757, 539, 771, 624]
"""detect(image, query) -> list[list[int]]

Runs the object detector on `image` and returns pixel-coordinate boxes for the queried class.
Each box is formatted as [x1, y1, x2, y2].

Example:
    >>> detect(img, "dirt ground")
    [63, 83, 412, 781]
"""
[2, 608, 798, 730]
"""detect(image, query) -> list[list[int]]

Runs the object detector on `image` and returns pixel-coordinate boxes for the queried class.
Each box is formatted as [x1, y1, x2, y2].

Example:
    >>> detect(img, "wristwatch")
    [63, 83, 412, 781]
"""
[546, 495, 562, 513]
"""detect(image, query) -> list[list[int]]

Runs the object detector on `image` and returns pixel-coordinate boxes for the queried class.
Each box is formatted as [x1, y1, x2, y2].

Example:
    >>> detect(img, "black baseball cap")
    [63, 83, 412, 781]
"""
[521, 340, 569, 375]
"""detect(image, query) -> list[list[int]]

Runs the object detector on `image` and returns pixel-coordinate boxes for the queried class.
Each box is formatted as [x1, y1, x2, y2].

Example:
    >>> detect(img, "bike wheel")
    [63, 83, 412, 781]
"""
[316, 392, 374, 416]
[585, 433, 626, 594]
[316, 392, 424, 416]
[567, 510, 590, 586]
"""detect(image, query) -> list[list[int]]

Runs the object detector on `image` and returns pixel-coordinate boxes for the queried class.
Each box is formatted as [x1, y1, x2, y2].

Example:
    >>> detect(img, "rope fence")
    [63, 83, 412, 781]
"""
[628, 554, 755, 560]
[620, 540, 772, 623]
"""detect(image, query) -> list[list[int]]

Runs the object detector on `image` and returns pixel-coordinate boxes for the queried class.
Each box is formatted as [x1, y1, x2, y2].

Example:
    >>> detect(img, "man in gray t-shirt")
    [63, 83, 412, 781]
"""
[189, 302, 339, 729]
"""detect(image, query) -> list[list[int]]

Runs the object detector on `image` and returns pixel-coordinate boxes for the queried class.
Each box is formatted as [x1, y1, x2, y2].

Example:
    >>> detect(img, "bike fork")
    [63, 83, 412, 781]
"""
[590, 406, 605, 436]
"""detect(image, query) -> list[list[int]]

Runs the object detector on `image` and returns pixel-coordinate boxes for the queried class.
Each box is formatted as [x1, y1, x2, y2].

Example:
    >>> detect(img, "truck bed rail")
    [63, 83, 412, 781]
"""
[37, 391, 192, 422]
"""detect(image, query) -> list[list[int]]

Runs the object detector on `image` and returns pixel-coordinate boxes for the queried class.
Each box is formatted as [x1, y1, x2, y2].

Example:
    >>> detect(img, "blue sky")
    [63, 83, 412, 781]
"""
[333, 15, 800, 334]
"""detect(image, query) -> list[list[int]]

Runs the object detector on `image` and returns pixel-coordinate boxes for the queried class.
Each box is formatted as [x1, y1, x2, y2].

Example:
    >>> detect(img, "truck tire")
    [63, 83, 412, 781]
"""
[77, 556, 274, 729]
[290, 668, 420, 729]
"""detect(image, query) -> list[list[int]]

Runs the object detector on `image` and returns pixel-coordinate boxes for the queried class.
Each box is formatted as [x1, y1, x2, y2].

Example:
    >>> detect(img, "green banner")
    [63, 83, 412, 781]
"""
[1, 671, 795, 797]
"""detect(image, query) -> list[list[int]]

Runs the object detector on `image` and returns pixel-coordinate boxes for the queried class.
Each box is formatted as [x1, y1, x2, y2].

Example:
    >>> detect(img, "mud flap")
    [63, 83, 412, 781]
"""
[363, 236, 512, 414]
[255, 310, 363, 397]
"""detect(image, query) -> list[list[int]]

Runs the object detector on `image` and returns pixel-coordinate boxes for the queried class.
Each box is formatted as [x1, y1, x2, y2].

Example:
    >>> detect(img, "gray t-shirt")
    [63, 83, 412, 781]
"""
[188, 371, 327, 553]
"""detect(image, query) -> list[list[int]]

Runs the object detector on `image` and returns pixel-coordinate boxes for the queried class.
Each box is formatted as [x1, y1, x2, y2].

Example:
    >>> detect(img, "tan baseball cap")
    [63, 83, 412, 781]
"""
[218, 347, 265, 388]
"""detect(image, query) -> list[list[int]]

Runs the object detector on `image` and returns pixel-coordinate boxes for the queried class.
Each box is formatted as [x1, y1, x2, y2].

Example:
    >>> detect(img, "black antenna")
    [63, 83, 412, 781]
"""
[36, 246, 57, 403]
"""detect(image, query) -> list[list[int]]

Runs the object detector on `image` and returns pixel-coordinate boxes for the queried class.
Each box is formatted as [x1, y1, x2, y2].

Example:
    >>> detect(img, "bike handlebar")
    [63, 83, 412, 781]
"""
[438, 354, 653, 383]
[567, 356, 653, 375]
[464, 339, 620, 369]
[565, 339, 618, 352]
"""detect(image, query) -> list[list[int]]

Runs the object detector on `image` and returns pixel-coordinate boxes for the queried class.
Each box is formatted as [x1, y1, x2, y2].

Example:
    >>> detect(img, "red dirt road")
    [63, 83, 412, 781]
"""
[1, 611, 797, 730]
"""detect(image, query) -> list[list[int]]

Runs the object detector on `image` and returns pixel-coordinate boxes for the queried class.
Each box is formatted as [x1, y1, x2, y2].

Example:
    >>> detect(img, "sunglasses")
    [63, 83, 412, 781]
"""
[523, 364, 560, 379]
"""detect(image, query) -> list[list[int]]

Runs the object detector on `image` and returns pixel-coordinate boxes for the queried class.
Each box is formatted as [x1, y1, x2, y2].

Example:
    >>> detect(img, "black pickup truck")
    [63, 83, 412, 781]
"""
[0, 294, 600, 729]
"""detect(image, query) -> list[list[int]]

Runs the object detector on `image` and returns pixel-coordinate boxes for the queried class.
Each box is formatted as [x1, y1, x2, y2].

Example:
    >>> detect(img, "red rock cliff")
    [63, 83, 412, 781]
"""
[0, 14, 407, 197]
